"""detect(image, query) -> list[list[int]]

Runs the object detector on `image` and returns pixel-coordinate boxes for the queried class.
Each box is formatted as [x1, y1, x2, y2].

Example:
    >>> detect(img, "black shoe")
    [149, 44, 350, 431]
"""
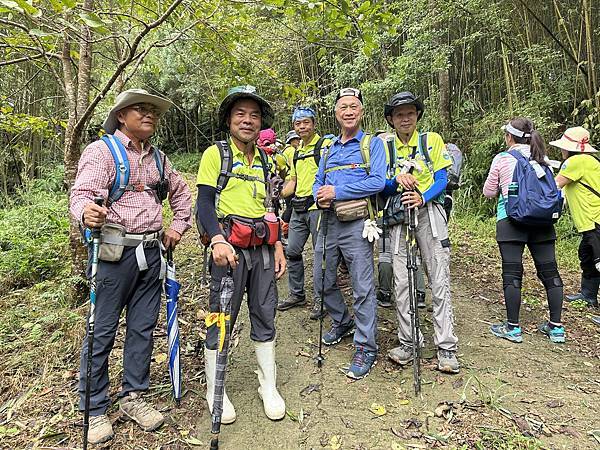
[309, 302, 327, 320]
[322, 320, 355, 346]
[417, 292, 426, 309]
[377, 292, 393, 308]
[277, 295, 306, 311]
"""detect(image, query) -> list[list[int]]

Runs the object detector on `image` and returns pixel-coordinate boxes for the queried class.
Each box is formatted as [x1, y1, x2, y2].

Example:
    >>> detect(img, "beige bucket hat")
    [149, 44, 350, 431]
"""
[102, 88, 172, 134]
[550, 126, 597, 153]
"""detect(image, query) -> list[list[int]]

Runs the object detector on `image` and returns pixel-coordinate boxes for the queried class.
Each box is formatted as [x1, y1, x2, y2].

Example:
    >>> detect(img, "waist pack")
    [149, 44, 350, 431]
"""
[333, 198, 370, 222]
[383, 194, 405, 227]
[223, 215, 279, 249]
[291, 196, 314, 213]
[96, 224, 162, 262]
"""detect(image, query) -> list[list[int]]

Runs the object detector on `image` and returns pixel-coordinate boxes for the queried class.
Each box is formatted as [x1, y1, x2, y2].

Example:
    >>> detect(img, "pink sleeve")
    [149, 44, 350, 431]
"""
[69, 142, 114, 223]
[164, 156, 193, 235]
[483, 155, 501, 198]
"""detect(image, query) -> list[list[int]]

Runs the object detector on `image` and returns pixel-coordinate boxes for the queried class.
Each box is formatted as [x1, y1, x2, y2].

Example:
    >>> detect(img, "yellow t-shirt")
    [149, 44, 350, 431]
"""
[289, 134, 332, 210]
[196, 140, 267, 219]
[392, 131, 451, 195]
[558, 153, 600, 232]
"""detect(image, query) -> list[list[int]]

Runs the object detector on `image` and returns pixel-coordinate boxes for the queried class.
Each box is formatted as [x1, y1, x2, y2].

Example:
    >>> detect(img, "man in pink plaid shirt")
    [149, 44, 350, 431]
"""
[70, 88, 192, 444]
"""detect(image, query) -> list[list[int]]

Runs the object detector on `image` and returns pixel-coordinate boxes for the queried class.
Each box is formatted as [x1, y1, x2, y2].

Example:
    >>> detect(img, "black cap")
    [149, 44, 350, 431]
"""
[384, 91, 425, 126]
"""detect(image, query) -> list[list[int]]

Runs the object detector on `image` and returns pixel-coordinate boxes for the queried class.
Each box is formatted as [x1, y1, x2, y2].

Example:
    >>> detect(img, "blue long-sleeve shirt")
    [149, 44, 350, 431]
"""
[313, 130, 386, 201]
[382, 167, 448, 204]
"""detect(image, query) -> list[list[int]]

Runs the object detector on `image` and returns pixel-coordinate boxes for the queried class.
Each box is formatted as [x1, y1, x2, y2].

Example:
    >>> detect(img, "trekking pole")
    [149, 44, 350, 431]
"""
[316, 210, 329, 368]
[83, 196, 104, 450]
[405, 203, 421, 395]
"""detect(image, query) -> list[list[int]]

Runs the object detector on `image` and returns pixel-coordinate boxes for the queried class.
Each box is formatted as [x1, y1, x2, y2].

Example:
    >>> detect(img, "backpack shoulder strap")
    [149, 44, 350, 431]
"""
[313, 136, 327, 166]
[101, 134, 130, 206]
[580, 181, 600, 199]
[359, 133, 373, 175]
[152, 148, 165, 180]
[214, 140, 233, 210]
[256, 146, 270, 183]
[418, 133, 434, 173]
[385, 137, 396, 176]
[293, 148, 300, 172]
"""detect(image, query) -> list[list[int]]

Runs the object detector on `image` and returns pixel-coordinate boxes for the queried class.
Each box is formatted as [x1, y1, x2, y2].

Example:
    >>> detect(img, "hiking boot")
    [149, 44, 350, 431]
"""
[388, 343, 414, 365]
[377, 291, 393, 308]
[538, 321, 566, 343]
[119, 392, 164, 431]
[87, 414, 114, 445]
[592, 316, 600, 326]
[437, 349, 460, 374]
[417, 291, 426, 309]
[277, 294, 306, 311]
[346, 347, 377, 380]
[566, 277, 600, 307]
[322, 320, 355, 346]
[309, 301, 327, 320]
[490, 322, 523, 343]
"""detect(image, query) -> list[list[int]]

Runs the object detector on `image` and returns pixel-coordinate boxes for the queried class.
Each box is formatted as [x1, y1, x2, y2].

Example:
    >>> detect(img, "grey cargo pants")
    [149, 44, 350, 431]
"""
[286, 209, 320, 299]
[390, 203, 458, 351]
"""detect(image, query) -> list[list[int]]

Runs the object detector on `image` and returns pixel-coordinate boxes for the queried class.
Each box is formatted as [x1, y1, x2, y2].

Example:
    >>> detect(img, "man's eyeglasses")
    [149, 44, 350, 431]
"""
[130, 104, 163, 118]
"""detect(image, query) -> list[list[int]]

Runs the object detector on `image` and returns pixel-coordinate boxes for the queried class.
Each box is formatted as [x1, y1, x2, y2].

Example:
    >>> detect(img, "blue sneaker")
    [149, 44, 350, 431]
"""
[322, 320, 355, 346]
[538, 321, 566, 343]
[346, 347, 377, 380]
[490, 323, 523, 343]
[592, 316, 600, 327]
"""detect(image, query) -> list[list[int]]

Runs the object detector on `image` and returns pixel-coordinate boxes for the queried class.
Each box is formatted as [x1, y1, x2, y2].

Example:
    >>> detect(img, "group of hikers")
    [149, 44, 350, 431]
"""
[69, 86, 600, 444]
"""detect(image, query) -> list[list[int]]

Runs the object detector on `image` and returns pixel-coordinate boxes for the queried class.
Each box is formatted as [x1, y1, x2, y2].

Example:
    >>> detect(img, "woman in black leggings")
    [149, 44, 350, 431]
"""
[483, 118, 565, 343]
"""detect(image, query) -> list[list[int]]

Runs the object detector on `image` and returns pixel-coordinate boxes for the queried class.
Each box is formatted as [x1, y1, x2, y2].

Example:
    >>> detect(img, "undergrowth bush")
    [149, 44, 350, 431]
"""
[169, 152, 201, 175]
[0, 165, 69, 294]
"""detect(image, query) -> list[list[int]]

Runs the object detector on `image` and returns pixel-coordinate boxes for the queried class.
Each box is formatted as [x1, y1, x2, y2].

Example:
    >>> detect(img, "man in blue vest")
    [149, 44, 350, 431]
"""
[313, 88, 386, 379]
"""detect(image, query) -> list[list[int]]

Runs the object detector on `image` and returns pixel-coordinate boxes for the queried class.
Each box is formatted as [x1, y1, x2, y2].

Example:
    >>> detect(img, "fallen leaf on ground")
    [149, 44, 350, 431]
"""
[546, 399, 564, 408]
[299, 383, 321, 397]
[329, 435, 342, 449]
[369, 403, 386, 416]
[398, 399, 410, 405]
[155, 353, 167, 364]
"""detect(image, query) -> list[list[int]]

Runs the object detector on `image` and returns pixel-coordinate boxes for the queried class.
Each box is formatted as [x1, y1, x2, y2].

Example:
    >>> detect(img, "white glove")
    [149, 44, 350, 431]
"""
[362, 219, 383, 243]
[595, 261, 600, 273]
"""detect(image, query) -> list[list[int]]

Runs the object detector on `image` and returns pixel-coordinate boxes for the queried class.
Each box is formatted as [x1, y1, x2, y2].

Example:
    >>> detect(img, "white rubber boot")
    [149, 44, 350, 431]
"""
[204, 347, 236, 424]
[254, 340, 286, 420]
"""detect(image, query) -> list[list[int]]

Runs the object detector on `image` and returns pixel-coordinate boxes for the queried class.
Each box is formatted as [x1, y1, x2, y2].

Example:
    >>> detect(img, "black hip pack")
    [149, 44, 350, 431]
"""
[291, 196, 314, 213]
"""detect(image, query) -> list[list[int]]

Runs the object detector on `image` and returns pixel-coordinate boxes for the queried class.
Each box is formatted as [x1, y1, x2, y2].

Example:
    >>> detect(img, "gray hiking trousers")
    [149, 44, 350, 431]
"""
[286, 209, 320, 299]
[78, 245, 162, 416]
[390, 203, 458, 351]
[314, 213, 378, 352]
[206, 245, 278, 350]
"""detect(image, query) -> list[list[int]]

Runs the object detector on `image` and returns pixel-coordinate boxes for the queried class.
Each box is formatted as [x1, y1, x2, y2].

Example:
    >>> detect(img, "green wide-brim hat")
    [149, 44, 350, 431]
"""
[102, 88, 172, 134]
[217, 85, 274, 132]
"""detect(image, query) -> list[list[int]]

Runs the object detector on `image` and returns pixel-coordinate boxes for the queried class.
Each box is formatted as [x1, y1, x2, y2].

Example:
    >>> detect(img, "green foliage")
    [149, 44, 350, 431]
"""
[0, 166, 69, 294]
[169, 152, 201, 175]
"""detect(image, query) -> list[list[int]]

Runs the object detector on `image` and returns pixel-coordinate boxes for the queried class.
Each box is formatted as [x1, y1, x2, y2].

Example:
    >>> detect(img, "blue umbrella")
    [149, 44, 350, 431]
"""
[165, 248, 182, 405]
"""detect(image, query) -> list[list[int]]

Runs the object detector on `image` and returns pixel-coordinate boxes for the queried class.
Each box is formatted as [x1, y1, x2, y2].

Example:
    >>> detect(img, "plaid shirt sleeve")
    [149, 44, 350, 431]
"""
[164, 154, 192, 235]
[69, 140, 114, 224]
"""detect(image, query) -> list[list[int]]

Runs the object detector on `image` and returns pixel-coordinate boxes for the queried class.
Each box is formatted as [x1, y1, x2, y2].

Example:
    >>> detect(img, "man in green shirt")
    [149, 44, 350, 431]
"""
[553, 126, 600, 312]
[278, 107, 332, 319]
[196, 85, 287, 423]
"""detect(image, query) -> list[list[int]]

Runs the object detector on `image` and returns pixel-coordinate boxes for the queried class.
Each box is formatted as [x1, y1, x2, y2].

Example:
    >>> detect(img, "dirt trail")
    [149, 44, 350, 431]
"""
[187, 266, 600, 450]
[2, 199, 600, 449]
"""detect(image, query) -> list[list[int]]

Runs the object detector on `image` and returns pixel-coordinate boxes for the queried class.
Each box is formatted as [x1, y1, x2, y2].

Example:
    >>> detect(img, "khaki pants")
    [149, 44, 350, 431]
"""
[390, 203, 458, 351]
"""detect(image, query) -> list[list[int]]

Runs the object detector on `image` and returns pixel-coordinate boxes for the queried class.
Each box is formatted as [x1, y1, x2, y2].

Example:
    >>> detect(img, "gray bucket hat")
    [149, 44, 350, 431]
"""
[217, 85, 274, 132]
[102, 88, 172, 134]
[285, 130, 300, 144]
